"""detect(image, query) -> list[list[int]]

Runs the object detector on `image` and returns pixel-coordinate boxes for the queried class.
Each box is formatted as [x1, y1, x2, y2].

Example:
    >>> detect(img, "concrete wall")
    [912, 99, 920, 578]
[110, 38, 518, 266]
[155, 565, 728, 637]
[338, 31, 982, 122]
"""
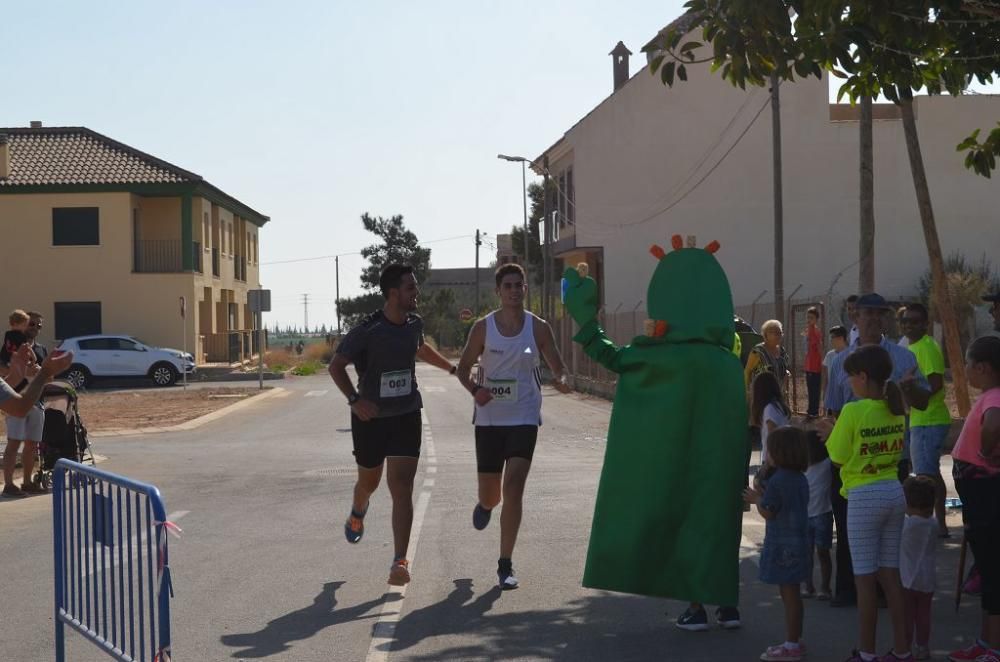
[548, 59, 1000, 315]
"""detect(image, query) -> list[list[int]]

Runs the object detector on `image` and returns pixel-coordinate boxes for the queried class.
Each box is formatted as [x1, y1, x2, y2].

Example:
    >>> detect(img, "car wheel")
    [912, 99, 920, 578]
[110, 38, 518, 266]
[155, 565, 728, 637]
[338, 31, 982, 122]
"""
[149, 362, 178, 387]
[64, 365, 91, 389]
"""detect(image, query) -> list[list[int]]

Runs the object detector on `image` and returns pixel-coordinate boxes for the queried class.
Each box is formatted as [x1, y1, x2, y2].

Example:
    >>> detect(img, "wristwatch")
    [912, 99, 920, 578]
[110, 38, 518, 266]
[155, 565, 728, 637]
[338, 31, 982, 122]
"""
[347, 393, 360, 405]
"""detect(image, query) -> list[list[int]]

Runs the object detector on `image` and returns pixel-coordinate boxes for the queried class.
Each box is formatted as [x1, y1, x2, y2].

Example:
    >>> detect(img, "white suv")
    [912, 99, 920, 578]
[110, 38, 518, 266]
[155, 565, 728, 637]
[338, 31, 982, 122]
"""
[57, 335, 196, 388]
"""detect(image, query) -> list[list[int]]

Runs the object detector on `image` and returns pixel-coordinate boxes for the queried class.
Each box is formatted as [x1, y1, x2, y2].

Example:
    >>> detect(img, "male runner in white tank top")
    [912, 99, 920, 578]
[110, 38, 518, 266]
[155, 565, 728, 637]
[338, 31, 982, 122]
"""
[456, 263, 571, 589]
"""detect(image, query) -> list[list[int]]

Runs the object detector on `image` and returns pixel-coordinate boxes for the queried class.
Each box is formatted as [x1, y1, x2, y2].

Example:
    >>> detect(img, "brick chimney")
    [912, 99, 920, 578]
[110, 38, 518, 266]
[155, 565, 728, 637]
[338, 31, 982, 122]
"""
[610, 41, 633, 92]
[0, 134, 9, 180]
[30, 120, 43, 128]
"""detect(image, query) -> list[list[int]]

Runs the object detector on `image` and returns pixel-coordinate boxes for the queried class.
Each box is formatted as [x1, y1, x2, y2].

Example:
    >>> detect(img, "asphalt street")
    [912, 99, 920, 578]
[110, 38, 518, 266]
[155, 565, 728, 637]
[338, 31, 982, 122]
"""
[0, 365, 980, 661]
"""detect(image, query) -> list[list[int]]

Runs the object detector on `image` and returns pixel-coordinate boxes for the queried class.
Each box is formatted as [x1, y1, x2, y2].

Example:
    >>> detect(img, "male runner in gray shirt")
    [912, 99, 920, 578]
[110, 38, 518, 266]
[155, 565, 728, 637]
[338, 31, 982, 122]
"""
[329, 263, 457, 586]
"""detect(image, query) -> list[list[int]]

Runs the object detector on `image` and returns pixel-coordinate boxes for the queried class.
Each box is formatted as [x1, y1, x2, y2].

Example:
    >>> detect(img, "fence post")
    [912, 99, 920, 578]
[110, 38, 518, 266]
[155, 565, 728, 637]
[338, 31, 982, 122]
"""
[53, 467, 65, 662]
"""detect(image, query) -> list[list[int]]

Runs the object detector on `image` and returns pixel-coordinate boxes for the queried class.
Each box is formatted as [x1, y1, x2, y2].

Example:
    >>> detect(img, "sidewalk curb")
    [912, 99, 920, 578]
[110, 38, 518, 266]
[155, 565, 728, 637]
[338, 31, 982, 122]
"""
[90, 387, 286, 438]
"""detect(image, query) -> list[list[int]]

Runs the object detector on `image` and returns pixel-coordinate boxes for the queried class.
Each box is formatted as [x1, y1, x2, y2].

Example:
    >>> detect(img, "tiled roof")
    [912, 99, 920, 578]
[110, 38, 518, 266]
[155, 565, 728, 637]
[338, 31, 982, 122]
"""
[0, 127, 199, 186]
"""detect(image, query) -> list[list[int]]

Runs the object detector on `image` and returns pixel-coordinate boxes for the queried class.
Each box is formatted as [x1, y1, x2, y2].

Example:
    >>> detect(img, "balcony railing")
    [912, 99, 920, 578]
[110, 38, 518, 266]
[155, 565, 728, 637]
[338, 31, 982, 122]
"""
[134, 239, 179, 272]
[133, 240, 203, 273]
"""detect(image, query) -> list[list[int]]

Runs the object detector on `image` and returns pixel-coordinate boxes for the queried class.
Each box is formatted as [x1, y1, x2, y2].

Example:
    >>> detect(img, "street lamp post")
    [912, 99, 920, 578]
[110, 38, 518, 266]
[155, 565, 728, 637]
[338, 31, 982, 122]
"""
[498, 153, 531, 310]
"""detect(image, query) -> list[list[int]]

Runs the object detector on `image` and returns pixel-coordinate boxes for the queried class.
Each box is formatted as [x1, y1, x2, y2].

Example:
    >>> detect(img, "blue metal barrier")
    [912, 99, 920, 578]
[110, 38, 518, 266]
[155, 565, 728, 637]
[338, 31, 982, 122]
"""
[53, 459, 174, 662]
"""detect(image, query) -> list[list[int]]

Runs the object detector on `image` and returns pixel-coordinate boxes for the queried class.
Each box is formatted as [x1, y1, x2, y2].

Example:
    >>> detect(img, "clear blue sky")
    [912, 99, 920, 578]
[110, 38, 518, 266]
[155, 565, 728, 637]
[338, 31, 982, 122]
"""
[6, 2, 996, 329]
[5, 0, 691, 328]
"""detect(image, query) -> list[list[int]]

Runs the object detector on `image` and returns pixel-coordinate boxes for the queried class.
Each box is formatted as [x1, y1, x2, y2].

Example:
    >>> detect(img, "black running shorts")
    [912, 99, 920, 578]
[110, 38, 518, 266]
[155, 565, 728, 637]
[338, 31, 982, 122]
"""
[474, 425, 538, 473]
[351, 410, 422, 469]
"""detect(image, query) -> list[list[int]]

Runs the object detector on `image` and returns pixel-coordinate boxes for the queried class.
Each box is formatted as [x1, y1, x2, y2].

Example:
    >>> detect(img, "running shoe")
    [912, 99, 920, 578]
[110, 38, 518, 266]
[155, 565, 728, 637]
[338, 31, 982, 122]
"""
[1, 484, 28, 499]
[760, 643, 805, 661]
[951, 643, 990, 662]
[972, 653, 1000, 662]
[716, 606, 742, 630]
[877, 651, 913, 661]
[497, 567, 519, 590]
[844, 651, 868, 662]
[912, 644, 930, 660]
[675, 606, 709, 632]
[388, 558, 411, 586]
[472, 503, 492, 530]
[344, 504, 368, 544]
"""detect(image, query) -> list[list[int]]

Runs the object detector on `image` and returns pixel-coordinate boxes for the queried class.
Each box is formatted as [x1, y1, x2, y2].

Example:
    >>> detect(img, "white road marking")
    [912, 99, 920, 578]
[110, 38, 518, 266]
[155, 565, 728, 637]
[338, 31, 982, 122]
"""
[426, 466, 437, 474]
[305, 390, 328, 397]
[422, 386, 446, 393]
[272, 390, 291, 399]
[365, 411, 436, 661]
[365, 490, 431, 662]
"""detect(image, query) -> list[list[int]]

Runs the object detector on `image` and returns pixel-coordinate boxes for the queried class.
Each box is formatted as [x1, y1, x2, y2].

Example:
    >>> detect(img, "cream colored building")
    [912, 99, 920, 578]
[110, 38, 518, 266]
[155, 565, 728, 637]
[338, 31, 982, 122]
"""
[0, 123, 269, 363]
[533, 22, 1000, 326]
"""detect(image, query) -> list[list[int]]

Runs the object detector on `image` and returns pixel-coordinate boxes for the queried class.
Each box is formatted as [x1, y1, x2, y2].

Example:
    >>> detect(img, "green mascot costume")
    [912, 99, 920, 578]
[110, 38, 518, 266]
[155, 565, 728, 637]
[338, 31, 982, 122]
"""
[563, 236, 747, 607]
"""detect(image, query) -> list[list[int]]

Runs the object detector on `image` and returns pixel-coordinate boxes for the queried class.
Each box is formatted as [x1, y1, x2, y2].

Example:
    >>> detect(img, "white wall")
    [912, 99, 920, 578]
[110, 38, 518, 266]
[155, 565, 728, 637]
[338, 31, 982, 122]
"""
[554, 60, 1000, 313]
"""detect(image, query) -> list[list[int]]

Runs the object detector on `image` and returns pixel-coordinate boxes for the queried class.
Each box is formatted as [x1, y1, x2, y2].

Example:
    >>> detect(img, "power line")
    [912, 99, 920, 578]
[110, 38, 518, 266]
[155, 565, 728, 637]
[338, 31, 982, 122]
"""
[606, 92, 773, 230]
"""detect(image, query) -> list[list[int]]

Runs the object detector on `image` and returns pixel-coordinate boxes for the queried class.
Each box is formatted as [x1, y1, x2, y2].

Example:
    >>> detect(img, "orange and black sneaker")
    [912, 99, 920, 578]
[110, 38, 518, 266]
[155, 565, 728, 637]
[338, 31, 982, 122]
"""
[344, 504, 367, 544]
[388, 558, 411, 586]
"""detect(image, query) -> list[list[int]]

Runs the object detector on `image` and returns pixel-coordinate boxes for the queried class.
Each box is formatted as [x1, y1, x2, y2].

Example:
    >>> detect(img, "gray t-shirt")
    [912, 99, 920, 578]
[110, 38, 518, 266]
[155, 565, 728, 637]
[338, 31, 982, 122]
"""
[336, 311, 424, 418]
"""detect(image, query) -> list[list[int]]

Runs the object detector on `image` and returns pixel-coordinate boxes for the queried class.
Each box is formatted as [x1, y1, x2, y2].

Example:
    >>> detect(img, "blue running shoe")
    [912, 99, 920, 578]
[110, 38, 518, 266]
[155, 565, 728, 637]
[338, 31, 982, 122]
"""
[344, 504, 368, 544]
[473, 503, 492, 530]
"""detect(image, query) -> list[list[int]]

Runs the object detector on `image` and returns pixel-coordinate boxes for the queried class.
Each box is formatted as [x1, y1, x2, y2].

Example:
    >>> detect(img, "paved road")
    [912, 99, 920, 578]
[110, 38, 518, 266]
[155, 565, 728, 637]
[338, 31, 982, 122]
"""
[0, 365, 978, 661]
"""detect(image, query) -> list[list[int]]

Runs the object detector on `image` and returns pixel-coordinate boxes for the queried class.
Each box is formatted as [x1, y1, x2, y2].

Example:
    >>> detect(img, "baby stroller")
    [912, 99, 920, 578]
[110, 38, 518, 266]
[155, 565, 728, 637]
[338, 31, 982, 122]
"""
[34, 381, 94, 490]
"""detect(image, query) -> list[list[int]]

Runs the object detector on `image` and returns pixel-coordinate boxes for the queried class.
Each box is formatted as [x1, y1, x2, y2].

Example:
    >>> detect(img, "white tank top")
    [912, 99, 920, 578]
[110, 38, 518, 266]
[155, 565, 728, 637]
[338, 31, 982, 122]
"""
[474, 311, 542, 427]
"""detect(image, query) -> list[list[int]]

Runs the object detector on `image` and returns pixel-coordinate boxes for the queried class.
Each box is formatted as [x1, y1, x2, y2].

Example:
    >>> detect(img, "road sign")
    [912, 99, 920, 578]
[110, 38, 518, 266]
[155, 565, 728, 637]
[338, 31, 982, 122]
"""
[248, 289, 272, 313]
[459, 308, 473, 322]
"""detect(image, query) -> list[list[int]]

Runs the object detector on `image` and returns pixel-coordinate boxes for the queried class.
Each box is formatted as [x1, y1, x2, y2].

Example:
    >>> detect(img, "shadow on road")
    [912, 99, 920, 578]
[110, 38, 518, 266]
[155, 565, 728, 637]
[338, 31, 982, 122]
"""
[219, 580, 397, 658]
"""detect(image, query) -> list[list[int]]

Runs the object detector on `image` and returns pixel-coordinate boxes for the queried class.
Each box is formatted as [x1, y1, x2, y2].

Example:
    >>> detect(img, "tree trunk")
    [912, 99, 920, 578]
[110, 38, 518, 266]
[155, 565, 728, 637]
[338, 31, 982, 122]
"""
[859, 95, 875, 293]
[898, 92, 971, 417]
[770, 72, 785, 323]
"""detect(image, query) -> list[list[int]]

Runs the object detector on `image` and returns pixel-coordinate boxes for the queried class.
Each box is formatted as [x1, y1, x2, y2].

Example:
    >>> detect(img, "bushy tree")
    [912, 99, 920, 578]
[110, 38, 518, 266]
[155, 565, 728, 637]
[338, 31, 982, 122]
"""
[339, 213, 431, 329]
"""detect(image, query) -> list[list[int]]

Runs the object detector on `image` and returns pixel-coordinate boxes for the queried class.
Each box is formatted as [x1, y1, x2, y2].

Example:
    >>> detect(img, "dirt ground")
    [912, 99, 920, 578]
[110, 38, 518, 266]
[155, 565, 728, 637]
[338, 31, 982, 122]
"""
[0, 387, 262, 436]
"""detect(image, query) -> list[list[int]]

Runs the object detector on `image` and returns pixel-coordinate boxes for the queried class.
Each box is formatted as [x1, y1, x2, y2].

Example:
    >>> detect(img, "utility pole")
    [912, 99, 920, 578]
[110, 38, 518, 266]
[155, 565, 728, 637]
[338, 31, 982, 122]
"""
[475, 229, 481, 315]
[859, 95, 875, 293]
[302, 293, 309, 333]
[335, 255, 341, 333]
[770, 72, 785, 324]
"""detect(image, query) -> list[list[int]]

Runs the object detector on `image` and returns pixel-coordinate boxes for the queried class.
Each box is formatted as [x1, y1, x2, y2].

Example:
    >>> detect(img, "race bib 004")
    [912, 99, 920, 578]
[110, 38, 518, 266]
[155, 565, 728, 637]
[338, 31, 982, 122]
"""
[380, 370, 412, 398]
[486, 379, 517, 402]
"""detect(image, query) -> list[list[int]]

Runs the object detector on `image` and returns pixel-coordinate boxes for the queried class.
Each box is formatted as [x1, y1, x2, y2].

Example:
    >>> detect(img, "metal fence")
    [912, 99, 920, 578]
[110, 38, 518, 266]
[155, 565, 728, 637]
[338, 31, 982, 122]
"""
[53, 459, 175, 662]
[550, 293, 851, 410]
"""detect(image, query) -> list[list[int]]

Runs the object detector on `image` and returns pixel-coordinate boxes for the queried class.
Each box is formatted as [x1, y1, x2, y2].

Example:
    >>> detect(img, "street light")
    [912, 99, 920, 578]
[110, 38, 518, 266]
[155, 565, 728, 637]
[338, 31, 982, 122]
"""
[497, 153, 531, 310]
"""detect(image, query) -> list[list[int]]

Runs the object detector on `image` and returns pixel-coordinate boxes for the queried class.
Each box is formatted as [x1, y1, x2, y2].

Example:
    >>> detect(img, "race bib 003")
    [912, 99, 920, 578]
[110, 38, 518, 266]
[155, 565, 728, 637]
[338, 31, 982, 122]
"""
[486, 379, 517, 402]
[380, 370, 412, 398]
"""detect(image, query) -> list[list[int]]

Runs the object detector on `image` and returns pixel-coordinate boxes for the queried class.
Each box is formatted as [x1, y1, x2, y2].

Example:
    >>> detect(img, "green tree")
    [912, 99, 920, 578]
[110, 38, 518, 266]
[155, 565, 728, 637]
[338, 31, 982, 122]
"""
[647, 0, 1000, 415]
[359, 213, 431, 289]
[422, 288, 463, 348]
[338, 213, 432, 329]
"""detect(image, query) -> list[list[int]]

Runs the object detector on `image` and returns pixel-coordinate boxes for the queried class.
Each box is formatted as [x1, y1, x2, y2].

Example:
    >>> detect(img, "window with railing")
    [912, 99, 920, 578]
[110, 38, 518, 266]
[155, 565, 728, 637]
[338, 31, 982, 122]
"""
[133, 240, 182, 272]
[212, 248, 220, 277]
